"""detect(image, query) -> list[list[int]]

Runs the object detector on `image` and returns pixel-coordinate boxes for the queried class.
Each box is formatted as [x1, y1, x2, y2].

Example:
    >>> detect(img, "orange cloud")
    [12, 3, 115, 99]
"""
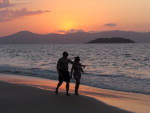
[0, 8, 50, 22]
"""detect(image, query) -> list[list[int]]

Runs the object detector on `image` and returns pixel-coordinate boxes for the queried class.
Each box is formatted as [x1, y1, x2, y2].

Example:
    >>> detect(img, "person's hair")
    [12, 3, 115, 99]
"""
[74, 56, 80, 62]
[63, 51, 68, 57]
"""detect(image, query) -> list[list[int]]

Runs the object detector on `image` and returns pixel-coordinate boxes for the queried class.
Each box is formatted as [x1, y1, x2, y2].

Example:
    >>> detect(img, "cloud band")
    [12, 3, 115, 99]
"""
[104, 23, 117, 27]
[0, 8, 50, 22]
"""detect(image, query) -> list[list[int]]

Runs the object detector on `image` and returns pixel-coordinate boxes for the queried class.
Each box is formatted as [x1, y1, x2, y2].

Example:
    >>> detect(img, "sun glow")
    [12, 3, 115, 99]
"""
[61, 21, 76, 31]
[58, 15, 78, 31]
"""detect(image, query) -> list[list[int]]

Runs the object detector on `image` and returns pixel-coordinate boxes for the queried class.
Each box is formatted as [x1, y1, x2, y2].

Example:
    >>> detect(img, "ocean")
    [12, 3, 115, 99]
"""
[0, 44, 149, 94]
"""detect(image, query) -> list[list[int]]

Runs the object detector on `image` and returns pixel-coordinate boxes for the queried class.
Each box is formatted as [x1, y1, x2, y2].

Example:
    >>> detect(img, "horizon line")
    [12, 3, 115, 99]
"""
[1, 30, 150, 37]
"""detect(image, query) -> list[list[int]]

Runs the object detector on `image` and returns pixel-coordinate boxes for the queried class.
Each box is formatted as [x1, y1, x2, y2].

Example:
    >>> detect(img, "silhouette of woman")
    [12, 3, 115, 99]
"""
[71, 56, 84, 95]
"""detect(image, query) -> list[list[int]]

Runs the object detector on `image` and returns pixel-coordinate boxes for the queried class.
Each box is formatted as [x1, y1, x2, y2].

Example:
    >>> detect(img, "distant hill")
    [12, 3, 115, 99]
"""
[0, 30, 150, 44]
[87, 37, 135, 43]
[0, 31, 63, 44]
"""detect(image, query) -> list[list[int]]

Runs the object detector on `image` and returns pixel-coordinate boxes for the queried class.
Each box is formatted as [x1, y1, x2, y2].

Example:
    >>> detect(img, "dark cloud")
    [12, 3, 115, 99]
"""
[57, 30, 66, 33]
[0, 8, 50, 22]
[76, 29, 85, 33]
[0, 0, 13, 8]
[104, 23, 117, 27]
[57, 29, 85, 34]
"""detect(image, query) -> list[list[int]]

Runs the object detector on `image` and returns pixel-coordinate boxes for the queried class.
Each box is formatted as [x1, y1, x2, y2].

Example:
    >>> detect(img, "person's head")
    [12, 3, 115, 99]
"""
[74, 56, 80, 63]
[63, 51, 68, 58]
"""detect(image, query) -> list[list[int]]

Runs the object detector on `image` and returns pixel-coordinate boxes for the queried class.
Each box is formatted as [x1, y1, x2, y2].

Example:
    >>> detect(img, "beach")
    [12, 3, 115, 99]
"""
[1, 0, 150, 112]
[0, 74, 149, 113]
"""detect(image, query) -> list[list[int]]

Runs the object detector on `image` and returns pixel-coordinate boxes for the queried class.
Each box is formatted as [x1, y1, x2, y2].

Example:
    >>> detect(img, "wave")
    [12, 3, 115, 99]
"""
[0, 64, 149, 95]
[0, 64, 58, 80]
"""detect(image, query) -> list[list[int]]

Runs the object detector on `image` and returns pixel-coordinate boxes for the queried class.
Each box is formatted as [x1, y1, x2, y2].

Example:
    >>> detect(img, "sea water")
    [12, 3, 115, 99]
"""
[0, 44, 149, 94]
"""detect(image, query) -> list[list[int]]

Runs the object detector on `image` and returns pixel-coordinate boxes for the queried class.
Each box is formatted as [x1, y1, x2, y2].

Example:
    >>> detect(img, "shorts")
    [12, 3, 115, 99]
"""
[58, 70, 70, 82]
[73, 71, 81, 80]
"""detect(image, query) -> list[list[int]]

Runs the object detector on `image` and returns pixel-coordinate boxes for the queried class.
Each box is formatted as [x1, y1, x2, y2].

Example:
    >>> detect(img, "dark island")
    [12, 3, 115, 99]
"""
[87, 37, 135, 43]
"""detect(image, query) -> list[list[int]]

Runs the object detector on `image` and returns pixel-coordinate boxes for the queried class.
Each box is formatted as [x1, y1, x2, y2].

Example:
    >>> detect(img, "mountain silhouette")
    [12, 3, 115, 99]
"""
[0, 30, 150, 44]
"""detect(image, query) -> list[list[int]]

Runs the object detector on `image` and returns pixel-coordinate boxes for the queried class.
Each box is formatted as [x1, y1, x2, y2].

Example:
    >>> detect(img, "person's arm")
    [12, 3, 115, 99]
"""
[79, 63, 84, 74]
[68, 59, 74, 64]
[81, 68, 84, 74]
[78, 63, 85, 68]
[70, 65, 74, 78]
[68, 59, 85, 68]
[81, 65, 85, 68]
[57, 59, 64, 77]
[57, 59, 61, 72]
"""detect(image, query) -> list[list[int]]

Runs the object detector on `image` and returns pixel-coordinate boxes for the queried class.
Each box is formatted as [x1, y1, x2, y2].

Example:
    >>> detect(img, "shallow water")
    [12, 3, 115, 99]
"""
[0, 44, 150, 94]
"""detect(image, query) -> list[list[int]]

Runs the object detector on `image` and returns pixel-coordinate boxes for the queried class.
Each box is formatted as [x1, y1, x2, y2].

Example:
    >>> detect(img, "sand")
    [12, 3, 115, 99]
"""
[0, 74, 149, 113]
[0, 81, 132, 113]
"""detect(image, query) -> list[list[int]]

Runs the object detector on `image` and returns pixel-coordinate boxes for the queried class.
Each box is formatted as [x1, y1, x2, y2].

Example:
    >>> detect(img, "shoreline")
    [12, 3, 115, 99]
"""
[0, 73, 150, 113]
[0, 72, 149, 95]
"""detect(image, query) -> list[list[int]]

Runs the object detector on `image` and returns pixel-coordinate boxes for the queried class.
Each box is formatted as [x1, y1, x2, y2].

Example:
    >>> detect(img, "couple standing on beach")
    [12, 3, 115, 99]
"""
[55, 51, 85, 96]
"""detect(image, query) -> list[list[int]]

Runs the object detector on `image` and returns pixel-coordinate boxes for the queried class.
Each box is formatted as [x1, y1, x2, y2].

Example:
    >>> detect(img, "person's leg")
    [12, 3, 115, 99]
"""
[66, 82, 70, 96]
[65, 71, 71, 96]
[75, 79, 80, 95]
[55, 78, 63, 94]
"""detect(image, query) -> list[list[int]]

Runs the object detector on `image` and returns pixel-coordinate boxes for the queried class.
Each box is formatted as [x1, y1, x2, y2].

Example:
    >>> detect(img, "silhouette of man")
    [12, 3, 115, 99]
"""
[55, 51, 74, 96]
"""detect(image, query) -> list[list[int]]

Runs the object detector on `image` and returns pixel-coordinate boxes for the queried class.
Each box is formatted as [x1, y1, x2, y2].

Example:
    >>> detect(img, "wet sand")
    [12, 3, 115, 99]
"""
[0, 74, 149, 113]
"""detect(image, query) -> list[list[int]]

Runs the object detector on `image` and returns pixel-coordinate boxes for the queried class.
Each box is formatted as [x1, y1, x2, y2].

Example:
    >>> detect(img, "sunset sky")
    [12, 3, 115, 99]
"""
[0, 0, 150, 36]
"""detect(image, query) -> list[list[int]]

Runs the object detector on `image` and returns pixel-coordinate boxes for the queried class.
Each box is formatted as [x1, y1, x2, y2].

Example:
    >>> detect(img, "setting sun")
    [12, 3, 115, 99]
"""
[61, 20, 77, 31]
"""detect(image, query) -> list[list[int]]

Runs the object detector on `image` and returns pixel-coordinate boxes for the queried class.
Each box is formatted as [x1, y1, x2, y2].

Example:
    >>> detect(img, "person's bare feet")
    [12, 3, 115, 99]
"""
[55, 89, 58, 95]
[74, 92, 79, 95]
[66, 93, 71, 96]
